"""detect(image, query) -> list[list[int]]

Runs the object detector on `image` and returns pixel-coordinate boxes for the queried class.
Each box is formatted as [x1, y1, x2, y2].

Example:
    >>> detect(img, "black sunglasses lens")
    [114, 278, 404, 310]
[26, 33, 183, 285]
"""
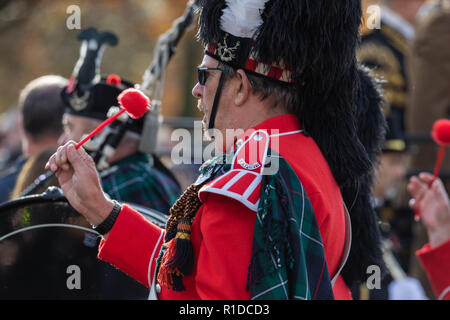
[198, 69, 206, 85]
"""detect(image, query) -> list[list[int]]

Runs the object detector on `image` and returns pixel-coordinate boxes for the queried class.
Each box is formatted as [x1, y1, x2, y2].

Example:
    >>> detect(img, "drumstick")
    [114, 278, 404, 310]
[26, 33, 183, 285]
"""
[432, 146, 446, 183]
[415, 119, 450, 221]
[75, 88, 150, 149]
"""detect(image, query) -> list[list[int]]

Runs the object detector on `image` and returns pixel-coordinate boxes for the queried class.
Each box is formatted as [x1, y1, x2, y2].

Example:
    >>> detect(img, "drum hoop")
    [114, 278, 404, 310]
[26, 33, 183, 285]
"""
[0, 192, 66, 211]
[0, 187, 168, 228]
[0, 223, 99, 242]
[0, 187, 169, 230]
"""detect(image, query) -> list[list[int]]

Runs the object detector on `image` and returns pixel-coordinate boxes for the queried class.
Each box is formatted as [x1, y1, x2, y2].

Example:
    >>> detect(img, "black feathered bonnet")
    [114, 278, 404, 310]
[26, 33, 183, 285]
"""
[61, 28, 144, 134]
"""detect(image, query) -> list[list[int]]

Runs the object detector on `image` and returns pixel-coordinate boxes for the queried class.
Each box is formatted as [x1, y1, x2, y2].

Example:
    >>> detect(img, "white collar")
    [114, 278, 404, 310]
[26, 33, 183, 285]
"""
[381, 5, 415, 40]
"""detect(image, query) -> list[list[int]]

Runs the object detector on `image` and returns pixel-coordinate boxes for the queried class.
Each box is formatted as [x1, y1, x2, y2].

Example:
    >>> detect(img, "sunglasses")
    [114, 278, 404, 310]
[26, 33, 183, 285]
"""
[197, 66, 224, 85]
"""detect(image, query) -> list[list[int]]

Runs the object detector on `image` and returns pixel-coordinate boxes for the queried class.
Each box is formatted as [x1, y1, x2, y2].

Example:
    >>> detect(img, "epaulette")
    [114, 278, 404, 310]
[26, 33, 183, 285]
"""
[198, 130, 270, 212]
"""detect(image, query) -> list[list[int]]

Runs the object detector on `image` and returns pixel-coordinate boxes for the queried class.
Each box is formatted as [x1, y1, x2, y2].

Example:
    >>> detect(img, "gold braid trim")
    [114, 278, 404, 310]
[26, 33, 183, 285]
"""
[165, 184, 202, 241]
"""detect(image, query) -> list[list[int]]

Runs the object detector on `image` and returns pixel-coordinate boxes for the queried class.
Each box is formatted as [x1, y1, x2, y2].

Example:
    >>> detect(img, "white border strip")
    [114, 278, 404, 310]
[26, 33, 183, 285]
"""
[438, 286, 450, 300]
[231, 130, 269, 174]
[269, 130, 303, 138]
[148, 229, 165, 300]
[222, 171, 247, 191]
[203, 187, 259, 212]
[147, 229, 164, 287]
[242, 174, 263, 199]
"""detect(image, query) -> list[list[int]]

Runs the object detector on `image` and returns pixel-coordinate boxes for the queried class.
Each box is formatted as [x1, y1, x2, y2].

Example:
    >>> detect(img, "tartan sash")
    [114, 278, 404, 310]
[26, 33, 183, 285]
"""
[249, 150, 334, 299]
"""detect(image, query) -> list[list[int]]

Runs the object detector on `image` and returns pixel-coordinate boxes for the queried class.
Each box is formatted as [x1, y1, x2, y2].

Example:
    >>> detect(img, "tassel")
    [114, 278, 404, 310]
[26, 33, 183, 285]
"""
[167, 218, 194, 275]
[156, 184, 204, 291]
[171, 273, 186, 291]
[157, 239, 177, 288]
[157, 218, 194, 291]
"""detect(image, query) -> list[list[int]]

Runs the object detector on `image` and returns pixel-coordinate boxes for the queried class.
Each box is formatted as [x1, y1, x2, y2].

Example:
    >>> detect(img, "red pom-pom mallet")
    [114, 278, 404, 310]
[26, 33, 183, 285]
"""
[75, 88, 150, 149]
[106, 74, 122, 86]
[431, 119, 450, 181]
[415, 119, 450, 221]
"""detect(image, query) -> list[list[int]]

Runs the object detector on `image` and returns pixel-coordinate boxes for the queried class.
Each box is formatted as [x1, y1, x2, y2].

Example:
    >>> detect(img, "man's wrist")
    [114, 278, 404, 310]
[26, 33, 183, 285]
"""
[91, 198, 116, 227]
[93, 200, 121, 235]
[429, 227, 450, 248]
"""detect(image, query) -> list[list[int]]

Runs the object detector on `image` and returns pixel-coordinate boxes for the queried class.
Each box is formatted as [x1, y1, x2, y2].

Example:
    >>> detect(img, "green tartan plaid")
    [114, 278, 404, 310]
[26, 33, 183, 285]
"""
[100, 152, 181, 214]
[249, 150, 334, 300]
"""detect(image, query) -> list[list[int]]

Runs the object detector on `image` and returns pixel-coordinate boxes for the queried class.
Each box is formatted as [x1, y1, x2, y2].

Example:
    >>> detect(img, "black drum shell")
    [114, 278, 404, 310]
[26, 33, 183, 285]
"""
[0, 190, 168, 300]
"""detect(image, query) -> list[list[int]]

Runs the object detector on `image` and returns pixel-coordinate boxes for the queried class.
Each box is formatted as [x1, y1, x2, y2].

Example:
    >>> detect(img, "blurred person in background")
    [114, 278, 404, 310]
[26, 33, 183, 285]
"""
[406, 0, 450, 299]
[50, 28, 181, 298]
[9, 148, 59, 199]
[408, 0, 450, 184]
[408, 173, 450, 300]
[0, 109, 22, 174]
[357, 0, 426, 295]
[0, 75, 67, 203]
[352, 99, 427, 300]
[59, 28, 180, 213]
[358, 0, 425, 130]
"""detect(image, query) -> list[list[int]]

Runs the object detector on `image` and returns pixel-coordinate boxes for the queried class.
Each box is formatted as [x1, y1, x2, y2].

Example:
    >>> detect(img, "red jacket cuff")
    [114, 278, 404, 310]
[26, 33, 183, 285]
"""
[98, 204, 165, 288]
[416, 239, 450, 299]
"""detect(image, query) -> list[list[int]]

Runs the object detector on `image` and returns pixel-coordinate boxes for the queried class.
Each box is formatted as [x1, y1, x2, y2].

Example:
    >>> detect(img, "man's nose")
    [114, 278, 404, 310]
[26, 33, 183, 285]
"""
[192, 82, 203, 99]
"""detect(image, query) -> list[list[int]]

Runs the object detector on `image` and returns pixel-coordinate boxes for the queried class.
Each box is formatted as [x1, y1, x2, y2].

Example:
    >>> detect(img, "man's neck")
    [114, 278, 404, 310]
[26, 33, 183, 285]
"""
[239, 96, 290, 133]
[24, 136, 58, 157]
[220, 105, 290, 153]
[106, 139, 140, 164]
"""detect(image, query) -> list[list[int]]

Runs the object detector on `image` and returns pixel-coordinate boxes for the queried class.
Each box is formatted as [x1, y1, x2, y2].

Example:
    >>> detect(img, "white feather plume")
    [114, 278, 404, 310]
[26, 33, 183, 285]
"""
[220, 0, 269, 38]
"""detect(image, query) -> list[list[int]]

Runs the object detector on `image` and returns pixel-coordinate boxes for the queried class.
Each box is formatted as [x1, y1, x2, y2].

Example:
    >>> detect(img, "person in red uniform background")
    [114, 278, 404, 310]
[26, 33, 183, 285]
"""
[46, 0, 386, 299]
[408, 173, 450, 300]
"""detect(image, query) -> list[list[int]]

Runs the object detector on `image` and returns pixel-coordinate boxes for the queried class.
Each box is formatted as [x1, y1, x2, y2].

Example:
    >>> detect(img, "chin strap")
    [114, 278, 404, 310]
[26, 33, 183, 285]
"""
[207, 71, 226, 130]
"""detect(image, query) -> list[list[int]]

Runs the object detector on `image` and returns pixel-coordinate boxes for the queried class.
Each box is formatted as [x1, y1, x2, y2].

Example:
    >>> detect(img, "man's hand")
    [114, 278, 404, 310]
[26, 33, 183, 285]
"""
[45, 141, 114, 227]
[408, 172, 450, 248]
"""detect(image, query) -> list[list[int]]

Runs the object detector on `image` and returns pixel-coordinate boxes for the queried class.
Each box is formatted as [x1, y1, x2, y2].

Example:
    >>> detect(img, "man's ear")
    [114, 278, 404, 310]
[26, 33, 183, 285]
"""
[234, 69, 251, 106]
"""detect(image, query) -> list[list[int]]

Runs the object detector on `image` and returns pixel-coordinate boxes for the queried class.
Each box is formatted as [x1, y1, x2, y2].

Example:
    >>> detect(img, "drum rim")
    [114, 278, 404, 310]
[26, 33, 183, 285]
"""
[0, 187, 168, 228]
[0, 190, 66, 211]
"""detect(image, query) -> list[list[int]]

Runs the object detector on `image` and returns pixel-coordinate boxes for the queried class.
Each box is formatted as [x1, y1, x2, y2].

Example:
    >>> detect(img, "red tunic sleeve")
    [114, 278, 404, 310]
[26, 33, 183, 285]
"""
[97, 204, 165, 288]
[416, 239, 450, 300]
[193, 193, 256, 300]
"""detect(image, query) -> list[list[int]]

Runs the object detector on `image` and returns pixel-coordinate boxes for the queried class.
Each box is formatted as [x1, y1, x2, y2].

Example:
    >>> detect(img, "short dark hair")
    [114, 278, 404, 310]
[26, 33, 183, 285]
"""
[221, 64, 299, 111]
[19, 75, 68, 142]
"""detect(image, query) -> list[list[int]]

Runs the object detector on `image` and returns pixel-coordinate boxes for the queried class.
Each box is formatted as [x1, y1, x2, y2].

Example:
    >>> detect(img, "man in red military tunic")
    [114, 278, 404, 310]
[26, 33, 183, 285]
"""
[46, 0, 385, 299]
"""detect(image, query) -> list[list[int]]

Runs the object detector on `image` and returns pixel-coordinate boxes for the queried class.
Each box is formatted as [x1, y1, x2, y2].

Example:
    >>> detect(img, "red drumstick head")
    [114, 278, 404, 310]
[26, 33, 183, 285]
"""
[432, 119, 450, 146]
[106, 74, 122, 86]
[117, 88, 151, 119]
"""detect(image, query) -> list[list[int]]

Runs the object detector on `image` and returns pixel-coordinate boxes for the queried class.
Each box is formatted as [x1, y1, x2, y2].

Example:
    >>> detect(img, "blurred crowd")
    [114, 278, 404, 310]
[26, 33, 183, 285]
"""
[354, 0, 450, 299]
[0, 0, 449, 300]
